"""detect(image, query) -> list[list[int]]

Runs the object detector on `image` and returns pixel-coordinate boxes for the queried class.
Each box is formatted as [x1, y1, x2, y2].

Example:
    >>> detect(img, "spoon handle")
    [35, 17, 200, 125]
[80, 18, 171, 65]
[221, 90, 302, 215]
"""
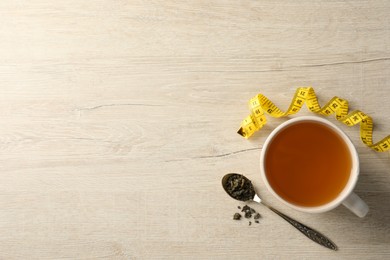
[266, 205, 338, 251]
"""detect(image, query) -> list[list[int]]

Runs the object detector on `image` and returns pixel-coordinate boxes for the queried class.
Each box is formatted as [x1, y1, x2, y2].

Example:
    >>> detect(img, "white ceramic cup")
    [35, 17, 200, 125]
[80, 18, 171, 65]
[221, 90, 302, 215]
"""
[260, 116, 369, 218]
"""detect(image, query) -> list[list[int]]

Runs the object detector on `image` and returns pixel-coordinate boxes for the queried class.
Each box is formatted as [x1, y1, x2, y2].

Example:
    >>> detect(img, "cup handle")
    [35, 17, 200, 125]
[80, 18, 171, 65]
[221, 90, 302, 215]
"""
[342, 192, 369, 218]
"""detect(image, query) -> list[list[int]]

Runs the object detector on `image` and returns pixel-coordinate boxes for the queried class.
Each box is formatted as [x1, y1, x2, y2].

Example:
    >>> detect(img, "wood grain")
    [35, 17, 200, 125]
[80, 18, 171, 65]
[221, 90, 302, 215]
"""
[0, 0, 389, 259]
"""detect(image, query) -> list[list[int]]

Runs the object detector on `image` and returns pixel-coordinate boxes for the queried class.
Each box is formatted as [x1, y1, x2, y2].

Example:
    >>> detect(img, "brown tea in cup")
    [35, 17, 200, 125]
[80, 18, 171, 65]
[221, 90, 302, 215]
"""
[264, 120, 352, 207]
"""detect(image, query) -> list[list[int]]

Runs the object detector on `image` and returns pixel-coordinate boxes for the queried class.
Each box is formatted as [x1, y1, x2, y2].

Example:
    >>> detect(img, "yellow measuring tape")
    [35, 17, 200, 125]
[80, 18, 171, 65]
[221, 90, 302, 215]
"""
[237, 87, 390, 152]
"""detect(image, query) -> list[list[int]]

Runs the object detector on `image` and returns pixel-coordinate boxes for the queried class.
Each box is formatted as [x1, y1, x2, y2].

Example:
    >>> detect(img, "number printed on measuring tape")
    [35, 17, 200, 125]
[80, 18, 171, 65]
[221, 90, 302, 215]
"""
[237, 87, 390, 152]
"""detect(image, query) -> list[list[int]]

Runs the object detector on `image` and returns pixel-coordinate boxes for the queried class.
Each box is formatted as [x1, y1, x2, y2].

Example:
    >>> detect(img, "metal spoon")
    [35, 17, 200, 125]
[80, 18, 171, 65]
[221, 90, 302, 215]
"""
[222, 173, 338, 251]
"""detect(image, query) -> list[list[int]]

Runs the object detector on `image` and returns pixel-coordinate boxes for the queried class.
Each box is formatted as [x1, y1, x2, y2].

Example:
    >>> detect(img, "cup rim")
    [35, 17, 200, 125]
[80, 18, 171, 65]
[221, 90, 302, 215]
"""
[259, 116, 359, 213]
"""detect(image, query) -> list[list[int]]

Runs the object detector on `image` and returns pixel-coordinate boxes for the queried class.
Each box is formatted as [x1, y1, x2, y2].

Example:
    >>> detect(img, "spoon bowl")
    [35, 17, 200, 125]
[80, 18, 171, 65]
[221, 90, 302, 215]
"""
[222, 173, 253, 201]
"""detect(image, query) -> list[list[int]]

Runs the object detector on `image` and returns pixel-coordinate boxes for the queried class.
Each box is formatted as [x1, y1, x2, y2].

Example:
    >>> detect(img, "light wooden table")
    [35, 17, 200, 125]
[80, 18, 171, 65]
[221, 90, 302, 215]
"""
[0, 1, 389, 259]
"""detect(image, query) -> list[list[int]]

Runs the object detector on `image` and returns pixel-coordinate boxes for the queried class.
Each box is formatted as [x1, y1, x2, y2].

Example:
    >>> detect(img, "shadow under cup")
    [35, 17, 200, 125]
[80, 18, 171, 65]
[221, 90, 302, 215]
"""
[260, 116, 360, 214]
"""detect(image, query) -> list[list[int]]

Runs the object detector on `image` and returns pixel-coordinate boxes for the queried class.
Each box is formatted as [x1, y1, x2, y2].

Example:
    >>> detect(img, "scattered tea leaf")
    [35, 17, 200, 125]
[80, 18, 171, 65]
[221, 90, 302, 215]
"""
[233, 213, 242, 220]
[241, 205, 251, 213]
[234, 204, 261, 225]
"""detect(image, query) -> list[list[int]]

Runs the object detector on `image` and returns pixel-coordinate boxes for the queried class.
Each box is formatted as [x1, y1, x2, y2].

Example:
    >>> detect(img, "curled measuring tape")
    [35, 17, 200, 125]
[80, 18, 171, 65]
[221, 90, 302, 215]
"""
[237, 87, 390, 152]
